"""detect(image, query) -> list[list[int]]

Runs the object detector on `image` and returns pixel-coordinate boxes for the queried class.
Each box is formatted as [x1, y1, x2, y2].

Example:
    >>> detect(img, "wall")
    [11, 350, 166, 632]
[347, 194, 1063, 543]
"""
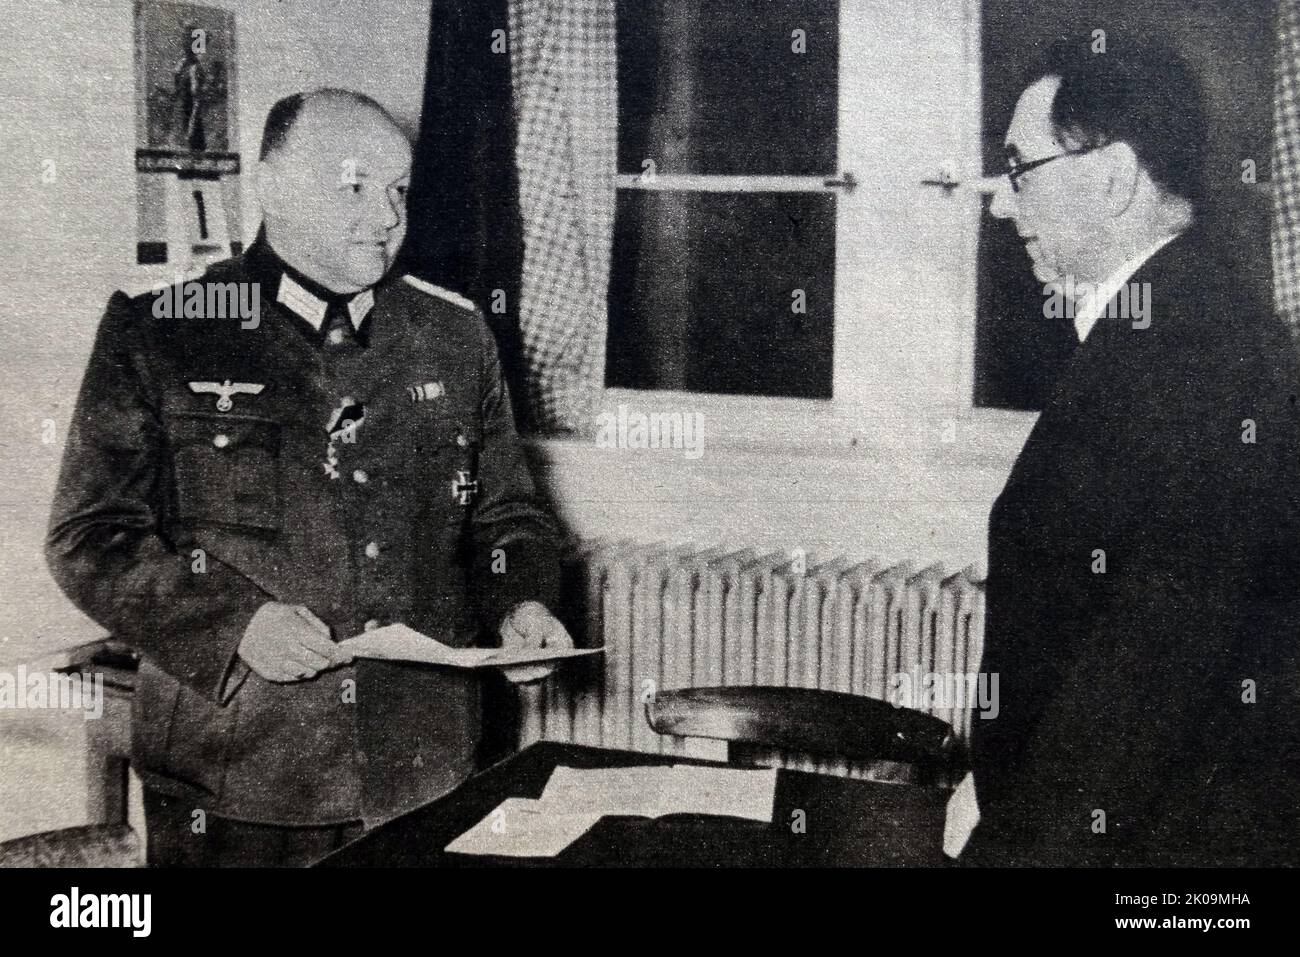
[531, 408, 1026, 575]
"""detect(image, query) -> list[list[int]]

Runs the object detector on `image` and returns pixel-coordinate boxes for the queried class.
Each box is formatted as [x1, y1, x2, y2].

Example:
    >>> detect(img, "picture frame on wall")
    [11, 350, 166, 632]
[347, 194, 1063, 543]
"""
[133, 0, 243, 266]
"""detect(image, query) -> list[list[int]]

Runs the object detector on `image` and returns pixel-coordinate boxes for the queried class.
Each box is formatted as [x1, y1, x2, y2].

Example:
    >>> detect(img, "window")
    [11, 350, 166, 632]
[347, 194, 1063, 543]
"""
[606, 0, 841, 400]
[595, 1, 992, 452]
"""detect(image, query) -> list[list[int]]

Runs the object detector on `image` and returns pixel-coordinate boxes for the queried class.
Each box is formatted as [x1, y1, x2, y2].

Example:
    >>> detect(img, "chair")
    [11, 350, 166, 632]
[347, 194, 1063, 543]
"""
[55, 641, 139, 826]
[0, 824, 142, 868]
[645, 685, 961, 787]
[0, 640, 140, 867]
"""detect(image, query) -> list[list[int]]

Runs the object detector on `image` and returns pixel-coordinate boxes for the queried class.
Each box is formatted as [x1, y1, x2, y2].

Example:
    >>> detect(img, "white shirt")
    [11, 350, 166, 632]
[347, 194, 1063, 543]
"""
[1072, 231, 1183, 343]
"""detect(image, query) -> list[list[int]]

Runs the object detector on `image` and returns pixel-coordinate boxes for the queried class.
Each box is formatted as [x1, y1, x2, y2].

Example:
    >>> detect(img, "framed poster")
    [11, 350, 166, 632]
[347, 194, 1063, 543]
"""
[133, 0, 243, 266]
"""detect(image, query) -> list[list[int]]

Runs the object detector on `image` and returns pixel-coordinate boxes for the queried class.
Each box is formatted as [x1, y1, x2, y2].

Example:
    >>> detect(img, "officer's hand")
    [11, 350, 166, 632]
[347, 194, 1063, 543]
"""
[239, 602, 353, 683]
[498, 601, 573, 684]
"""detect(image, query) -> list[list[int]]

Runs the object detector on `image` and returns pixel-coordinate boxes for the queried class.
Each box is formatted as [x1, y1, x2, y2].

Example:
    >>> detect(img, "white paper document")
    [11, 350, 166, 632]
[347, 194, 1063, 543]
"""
[338, 623, 603, 669]
[445, 763, 779, 858]
[944, 771, 980, 858]
[444, 798, 602, 857]
[541, 764, 778, 823]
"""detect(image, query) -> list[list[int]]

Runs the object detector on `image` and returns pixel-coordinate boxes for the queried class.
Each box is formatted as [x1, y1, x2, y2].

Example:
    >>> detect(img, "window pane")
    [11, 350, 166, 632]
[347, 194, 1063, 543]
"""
[617, 0, 839, 176]
[607, 190, 835, 399]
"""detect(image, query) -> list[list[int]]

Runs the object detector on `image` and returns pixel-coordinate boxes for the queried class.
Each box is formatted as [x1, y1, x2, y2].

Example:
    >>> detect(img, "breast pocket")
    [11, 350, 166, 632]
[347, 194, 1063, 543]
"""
[167, 413, 282, 532]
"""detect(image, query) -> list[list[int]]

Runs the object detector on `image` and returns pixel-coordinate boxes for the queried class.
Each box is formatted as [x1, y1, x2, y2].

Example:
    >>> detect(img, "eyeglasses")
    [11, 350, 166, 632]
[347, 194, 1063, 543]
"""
[1004, 147, 1096, 193]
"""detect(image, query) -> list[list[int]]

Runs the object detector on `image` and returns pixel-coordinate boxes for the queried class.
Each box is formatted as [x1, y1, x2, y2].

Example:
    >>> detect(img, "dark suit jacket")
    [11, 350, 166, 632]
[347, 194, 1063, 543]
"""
[965, 225, 1300, 866]
[45, 248, 562, 827]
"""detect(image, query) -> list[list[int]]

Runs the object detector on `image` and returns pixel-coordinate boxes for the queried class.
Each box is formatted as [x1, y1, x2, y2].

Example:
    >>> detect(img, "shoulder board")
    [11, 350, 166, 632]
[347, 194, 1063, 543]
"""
[402, 275, 480, 313]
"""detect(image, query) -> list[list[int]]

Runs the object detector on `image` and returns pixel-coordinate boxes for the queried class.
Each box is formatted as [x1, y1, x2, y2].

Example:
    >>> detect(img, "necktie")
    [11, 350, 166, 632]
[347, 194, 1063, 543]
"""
[323, 300, 354, 347]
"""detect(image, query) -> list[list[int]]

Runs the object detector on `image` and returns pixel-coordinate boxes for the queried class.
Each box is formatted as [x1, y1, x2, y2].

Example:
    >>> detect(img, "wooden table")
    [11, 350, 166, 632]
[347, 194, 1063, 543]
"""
[318, 741, 947, 867]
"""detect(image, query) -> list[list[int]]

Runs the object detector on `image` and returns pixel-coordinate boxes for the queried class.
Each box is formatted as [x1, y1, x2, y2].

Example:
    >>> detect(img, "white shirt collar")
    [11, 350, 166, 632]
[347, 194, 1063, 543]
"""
[275, 273, 374, 331]
[1073, 231, 1182, 342]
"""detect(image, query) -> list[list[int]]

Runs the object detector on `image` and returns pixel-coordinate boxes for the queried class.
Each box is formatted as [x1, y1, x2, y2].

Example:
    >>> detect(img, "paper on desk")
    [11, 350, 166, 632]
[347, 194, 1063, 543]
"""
[444, 798, 601, 857]
[944, 771, 980, 858]
[444, 764, 777, 858]
[541, 764, 778, 823]
[339, 623, 603, 669]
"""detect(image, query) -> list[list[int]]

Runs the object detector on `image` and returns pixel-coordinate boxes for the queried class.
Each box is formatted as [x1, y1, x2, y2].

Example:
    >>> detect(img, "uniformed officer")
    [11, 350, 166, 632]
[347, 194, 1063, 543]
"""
[45, 88, 573, 866]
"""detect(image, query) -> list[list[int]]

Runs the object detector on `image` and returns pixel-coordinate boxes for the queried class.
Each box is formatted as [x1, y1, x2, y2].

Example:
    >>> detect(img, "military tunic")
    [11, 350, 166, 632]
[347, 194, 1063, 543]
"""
[46, 241, 562, 826]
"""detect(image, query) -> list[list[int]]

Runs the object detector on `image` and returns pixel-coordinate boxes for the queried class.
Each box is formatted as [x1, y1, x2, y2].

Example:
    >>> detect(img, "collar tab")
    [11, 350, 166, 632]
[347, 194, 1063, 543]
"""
[276, 273, 372, 331]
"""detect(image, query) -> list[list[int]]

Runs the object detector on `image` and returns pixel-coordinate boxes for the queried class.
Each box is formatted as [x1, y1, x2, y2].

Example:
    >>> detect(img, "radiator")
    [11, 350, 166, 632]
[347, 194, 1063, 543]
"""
[518, 541, 986, 778]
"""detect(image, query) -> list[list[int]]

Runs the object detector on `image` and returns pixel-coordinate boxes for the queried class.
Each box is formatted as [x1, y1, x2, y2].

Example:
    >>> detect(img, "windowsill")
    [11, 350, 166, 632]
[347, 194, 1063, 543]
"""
[521, 390, 1033, 570]
[525, 387, 1036, 469]
[525, 429, 1028, 524]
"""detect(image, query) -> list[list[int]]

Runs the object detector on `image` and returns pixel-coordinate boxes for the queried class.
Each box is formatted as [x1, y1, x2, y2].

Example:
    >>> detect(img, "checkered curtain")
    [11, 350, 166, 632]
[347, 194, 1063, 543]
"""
[1274, 0, 1300, 335]
[508, 0, 618, 432]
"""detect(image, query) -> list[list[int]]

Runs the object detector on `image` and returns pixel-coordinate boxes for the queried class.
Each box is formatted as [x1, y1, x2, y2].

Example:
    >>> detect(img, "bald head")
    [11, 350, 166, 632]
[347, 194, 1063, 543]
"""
[259, 88, 402, 161]
[257, 89, 412, 293]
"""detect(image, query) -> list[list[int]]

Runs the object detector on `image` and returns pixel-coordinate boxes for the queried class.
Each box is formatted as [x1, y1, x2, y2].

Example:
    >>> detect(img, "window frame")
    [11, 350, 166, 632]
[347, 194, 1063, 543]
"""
[598, 0, 1034, 457]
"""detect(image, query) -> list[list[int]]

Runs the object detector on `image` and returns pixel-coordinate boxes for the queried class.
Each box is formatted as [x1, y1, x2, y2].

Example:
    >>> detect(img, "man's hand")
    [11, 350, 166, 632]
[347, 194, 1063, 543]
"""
[238, 602, 352, 683]
[498, 601, 573, 684]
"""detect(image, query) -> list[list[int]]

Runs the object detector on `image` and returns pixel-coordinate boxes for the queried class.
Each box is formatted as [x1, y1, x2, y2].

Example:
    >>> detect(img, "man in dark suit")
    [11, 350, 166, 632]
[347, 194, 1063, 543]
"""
[962, 42, 1300, 866]
[46, 89, 572, 866]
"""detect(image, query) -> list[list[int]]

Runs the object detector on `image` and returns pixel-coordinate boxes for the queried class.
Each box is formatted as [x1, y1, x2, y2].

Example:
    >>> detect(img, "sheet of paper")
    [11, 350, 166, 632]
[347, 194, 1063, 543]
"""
[540, 764, 777, 823]
[338, 623, 603, 669]
[340, 624, 495, 666]
[477, 645, 604, 667]
[444, 798, 601, 858]
[944, 771, 980, 858]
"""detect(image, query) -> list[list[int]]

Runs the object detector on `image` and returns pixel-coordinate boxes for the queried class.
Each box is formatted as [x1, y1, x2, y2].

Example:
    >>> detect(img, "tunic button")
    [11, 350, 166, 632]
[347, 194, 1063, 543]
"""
[363, 618, 380, 631]
[456, 433, 468, 447]
[364, 541, 380, 559]
[212, 434, 230, 449]
[327, 328, 346, 345]
[352, 469, 368, 484]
